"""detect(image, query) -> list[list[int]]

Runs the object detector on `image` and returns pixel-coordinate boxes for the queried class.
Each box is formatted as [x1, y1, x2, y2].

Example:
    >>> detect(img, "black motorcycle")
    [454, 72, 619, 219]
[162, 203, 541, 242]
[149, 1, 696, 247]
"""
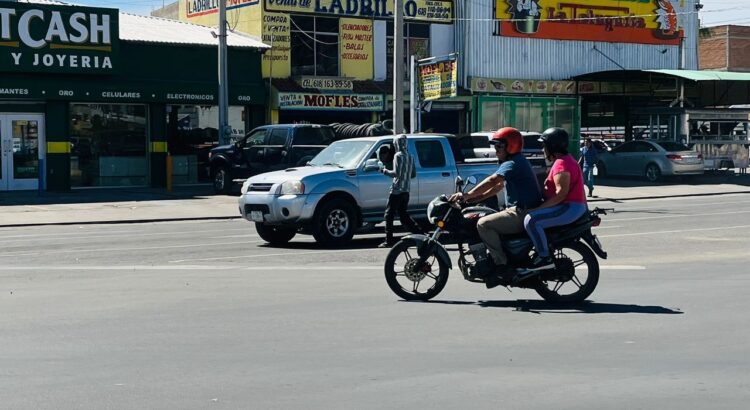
[384, 176, 610, 303]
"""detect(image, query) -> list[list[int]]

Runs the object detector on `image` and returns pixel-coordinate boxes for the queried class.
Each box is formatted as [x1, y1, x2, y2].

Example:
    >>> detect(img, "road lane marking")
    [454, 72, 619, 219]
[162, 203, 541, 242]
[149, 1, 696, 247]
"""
[0, 264, 646, 271]
[169, 248, 386, 263]
[0, 240, 266, 258]
[0, 227, 254, 243]
[599, 224, 750, 238]
[606, 209, 750, 223]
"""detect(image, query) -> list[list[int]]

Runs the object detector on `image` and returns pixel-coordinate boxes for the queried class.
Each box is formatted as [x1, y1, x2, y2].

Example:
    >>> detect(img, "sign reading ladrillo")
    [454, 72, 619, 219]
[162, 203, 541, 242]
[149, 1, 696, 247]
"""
[265, 0, 453, 23]
[0, 3, 119, 73]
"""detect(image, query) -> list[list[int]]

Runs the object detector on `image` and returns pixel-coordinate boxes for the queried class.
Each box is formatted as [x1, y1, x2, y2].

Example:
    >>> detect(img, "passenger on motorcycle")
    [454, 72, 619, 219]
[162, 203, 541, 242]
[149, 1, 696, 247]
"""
[524, 128, 588, 271]
[449, 127, 543, 288]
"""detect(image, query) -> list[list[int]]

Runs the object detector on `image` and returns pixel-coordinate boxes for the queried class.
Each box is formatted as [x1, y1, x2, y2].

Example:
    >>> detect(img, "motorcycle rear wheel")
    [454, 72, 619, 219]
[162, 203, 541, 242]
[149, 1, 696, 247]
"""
[535, 241, 599, 303]
[384, 240, 449, 301]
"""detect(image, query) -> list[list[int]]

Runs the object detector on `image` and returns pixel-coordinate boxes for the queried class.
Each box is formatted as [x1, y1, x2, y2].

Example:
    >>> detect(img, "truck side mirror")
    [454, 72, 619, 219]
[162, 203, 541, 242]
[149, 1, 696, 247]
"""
[363, 158, 381, 172]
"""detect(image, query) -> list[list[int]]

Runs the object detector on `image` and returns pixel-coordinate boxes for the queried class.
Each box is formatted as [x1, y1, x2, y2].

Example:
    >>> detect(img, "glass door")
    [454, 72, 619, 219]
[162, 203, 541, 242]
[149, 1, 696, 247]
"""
[0, 114, 45, 191]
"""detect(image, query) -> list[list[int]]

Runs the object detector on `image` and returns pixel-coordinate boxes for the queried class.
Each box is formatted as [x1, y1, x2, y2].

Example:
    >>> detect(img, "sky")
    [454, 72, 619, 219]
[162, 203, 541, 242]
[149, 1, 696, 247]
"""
[68, 0, 750, 27]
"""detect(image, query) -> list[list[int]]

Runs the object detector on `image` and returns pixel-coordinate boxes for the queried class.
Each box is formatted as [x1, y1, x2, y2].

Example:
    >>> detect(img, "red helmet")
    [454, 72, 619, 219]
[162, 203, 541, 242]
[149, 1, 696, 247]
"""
[489, 127, 523, 155]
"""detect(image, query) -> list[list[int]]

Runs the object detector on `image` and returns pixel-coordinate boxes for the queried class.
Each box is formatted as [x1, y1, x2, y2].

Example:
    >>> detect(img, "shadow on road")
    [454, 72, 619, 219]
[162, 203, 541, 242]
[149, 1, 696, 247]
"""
[416, 299, 683, 315]
[259, 236, 386, 250]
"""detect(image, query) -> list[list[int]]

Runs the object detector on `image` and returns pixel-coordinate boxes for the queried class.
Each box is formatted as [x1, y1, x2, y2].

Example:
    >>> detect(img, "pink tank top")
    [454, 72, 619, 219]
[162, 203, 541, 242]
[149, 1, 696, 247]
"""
[543, 154, 587, 204]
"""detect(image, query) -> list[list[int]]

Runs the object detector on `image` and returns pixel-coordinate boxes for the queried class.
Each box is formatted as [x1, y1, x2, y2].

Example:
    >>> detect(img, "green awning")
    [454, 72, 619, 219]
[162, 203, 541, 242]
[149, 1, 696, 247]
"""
[646, 70, 750, 81]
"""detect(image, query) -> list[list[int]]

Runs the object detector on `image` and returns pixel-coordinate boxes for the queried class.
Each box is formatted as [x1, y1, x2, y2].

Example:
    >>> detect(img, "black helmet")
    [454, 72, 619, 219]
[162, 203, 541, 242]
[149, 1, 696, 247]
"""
[539, 128, 569, 155]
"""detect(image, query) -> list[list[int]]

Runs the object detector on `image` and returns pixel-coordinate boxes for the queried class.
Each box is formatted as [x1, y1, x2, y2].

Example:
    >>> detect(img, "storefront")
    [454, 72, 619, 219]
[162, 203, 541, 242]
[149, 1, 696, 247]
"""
[0, 2, 267, 191]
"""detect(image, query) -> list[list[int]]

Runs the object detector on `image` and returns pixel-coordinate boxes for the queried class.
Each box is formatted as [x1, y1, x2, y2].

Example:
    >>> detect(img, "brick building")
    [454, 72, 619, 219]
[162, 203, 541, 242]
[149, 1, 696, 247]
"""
[699, 25, 750, 72]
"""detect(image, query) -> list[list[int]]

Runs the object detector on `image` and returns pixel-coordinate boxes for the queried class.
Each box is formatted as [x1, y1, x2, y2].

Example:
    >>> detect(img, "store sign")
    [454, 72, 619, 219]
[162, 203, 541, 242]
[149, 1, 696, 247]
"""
[495, 0, 682, 45]
[0, 3, 119, 73]
[299, 77, 354, 91]
[339, 19, 373, 80]
[186, 0, 259, 18]
[262, 12, 291, 78]
[419, 56, 457, 101]
[264, 0, 453, 23]
[278, 92, 384, 111]
[470, 77, 576, 95]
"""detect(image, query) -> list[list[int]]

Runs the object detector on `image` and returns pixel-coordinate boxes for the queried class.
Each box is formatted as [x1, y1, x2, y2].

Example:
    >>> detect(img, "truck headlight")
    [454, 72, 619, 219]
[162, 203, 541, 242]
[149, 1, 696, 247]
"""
[280, 180, 305, 195]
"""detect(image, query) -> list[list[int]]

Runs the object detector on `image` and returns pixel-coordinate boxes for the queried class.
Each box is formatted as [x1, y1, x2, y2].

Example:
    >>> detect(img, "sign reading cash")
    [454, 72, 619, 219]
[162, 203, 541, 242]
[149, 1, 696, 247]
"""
[0, 3, 119, 73]
[418, 55, 457, 101]
[265, 0, 453, 23]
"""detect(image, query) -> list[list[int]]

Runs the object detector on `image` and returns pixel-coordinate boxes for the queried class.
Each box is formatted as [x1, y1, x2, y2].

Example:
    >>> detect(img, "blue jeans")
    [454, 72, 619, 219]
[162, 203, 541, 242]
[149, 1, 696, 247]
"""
[582, 166, 595, 192]
[524, 202, 588, 258]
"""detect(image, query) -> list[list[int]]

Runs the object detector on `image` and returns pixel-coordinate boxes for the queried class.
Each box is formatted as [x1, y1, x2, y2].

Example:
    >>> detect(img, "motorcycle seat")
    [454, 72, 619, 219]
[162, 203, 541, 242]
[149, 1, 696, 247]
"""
[500, 213, 592, 241]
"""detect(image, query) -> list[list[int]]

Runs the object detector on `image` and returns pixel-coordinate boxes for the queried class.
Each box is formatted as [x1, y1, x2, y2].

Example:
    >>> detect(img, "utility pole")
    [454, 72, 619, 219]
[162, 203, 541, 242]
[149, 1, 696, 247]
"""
[218, 0, 230, 145]
[409, 55, 417, 133]
[392, 0, 404, 135]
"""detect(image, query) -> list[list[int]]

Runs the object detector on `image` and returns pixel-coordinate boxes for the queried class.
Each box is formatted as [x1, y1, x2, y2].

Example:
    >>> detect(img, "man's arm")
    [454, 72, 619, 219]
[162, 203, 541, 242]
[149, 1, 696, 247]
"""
[381, 153, 399, 177]
[450, 174, 504, 203]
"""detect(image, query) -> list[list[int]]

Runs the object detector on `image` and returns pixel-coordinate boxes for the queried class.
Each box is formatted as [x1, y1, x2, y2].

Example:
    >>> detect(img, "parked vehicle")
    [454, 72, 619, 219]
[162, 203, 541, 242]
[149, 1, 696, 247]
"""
[383, 176, 610, 302]
[469, 131, 544, 159]
[208, 124, 335, 194]
[596, 140, 704, 182]
[238, 134, 498, 246]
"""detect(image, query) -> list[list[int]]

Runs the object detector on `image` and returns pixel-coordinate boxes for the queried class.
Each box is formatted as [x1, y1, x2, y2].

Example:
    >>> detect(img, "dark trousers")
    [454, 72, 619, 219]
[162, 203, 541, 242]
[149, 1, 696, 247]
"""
[384, 192, 421, 242]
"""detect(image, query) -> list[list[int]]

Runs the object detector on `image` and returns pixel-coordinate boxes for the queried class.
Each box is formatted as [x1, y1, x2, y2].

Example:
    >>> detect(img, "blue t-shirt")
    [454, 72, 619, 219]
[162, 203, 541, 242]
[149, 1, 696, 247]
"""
[494, 153, 543, 209]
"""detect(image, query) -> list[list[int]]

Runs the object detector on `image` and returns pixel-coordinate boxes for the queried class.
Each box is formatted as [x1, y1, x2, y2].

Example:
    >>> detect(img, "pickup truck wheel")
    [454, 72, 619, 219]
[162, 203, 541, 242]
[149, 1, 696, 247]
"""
[313, 199, 356, 246]
[212, 165, 231, 194]
[255, 223, 296, 245]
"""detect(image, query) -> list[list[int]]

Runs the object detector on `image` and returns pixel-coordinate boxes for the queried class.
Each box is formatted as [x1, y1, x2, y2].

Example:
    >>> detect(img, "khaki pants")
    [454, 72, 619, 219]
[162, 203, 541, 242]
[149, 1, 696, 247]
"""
[477, 207, 528, 265]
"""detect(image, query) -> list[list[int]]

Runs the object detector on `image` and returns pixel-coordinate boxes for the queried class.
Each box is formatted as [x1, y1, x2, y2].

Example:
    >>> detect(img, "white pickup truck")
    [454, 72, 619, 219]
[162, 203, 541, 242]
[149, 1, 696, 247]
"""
[238, 134, 499, 246]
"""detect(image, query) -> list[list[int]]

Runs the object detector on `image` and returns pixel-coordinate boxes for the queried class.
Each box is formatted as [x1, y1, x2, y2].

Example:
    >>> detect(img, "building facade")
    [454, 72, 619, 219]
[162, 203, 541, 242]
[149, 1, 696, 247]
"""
[699, 25, 750, 72]
[0, 1, 267, 192]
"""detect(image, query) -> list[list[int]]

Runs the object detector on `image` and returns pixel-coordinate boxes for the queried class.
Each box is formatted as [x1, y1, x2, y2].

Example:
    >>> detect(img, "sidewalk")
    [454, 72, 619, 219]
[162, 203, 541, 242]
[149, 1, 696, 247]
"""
[1, 173, 749, 228]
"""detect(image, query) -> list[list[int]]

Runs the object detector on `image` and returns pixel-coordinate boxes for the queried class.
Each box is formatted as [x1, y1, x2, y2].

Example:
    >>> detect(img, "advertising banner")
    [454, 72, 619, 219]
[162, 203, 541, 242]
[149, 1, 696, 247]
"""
[185, 0, 259, 18]
[471, 77, 576, 95]
[0, 3, 119, 74]
[262, 12, 291, 78]
[265, 0, 453, 23]
[419, 56, 457, 101]
[495, 0, 682, 45]
[340, 19, 373, 80]
[278, 92, 384, 110]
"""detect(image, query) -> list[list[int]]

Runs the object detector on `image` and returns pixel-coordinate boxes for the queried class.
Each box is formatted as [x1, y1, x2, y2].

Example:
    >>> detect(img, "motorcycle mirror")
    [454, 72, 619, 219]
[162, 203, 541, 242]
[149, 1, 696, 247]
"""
[466, 176, 477, 185]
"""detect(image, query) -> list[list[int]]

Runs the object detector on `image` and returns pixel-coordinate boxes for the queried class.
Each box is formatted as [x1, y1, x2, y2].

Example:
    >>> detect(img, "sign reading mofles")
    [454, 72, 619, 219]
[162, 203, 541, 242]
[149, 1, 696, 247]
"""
[278, 92, 384, 111]
[495, 0, 682, 45]
[0, 3, 119, 73]
[265, 0, 453, 23]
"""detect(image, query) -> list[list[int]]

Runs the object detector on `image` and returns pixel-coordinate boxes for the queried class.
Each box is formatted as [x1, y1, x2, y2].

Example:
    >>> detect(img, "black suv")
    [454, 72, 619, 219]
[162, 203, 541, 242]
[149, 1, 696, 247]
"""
[208, 124, 334, 194]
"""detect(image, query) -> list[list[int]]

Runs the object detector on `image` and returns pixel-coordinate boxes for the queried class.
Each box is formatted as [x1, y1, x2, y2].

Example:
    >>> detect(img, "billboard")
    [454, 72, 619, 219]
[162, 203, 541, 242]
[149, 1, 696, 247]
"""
[265, 0, 453, 24]
[495, 0, 683, 45]
[419, 56, 457, 101]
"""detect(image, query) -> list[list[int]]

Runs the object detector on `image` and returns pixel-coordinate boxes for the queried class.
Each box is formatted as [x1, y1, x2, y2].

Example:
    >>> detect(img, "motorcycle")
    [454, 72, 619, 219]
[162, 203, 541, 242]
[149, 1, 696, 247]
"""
[384, 176, 610, 303]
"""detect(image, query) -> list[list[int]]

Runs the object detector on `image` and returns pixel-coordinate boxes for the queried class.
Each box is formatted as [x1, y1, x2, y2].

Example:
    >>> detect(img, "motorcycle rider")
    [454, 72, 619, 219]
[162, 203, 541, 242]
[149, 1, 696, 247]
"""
[450, 127, 543, 288]
[523, 128, 588, 272]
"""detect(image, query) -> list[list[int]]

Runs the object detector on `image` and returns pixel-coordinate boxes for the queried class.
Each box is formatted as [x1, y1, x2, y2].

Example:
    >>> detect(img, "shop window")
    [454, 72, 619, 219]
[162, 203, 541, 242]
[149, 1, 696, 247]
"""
[290, 15, 339, 76]
[70, 104, 148, 187]
[166, 105, 247, 184]
[386, 23, 430, 80]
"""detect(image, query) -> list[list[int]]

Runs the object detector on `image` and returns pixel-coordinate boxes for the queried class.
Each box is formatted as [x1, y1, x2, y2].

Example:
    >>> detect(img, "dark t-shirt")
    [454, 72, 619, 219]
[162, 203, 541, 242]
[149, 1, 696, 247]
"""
[494, 153, 543, 209]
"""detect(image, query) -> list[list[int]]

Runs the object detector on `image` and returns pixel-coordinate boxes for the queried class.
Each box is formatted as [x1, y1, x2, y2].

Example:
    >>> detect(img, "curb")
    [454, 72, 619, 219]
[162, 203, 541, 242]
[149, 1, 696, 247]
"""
[0, 215, 241, 228]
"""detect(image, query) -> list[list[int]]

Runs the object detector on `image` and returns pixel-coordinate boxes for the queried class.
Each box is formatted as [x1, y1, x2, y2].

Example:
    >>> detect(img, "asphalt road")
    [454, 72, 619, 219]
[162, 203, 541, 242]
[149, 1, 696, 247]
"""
[1, 193, 749, 410]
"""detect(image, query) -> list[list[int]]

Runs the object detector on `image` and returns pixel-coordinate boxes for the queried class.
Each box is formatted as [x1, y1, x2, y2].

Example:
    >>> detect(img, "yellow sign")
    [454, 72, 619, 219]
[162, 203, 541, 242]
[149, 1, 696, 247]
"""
[340, 19, 373, 80]
[471, 77, 576, 95]
[419, 57, 457, 101]
[262, 13, 291, 78]
[299, 77, 354, 91]
[494, 0, 682, 45]
[264, 0, 453, 23]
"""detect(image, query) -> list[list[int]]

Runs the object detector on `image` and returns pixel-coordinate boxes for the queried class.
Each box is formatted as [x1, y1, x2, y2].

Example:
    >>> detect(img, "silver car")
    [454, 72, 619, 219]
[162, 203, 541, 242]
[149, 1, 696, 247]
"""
[597, 140, 704, 182]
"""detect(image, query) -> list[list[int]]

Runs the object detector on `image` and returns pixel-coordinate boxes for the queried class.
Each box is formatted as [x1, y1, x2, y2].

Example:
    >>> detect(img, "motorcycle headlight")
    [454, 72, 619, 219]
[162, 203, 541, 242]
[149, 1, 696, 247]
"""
[280, 180, 305, 195]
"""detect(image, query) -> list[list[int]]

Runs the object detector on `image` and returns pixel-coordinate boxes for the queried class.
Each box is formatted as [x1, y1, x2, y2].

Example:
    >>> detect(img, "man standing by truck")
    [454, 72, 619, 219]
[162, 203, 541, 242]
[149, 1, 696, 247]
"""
[379, 135, 421, 248]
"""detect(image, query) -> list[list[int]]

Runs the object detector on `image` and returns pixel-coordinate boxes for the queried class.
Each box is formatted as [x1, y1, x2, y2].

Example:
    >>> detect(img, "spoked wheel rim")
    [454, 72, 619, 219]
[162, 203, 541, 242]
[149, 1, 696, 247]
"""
[384, 241, 448, 301]
[536, 242, 599, 303]
[645, 165, 660, 182]
[325, 209, 350, 238]
[214, 170, 225, 190]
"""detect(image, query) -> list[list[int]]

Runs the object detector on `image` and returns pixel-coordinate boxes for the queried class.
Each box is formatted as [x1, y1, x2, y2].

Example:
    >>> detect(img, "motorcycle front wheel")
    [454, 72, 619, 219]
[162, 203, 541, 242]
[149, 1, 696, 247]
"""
[384, 240, 449, 301]
[535, 241, 600, 303]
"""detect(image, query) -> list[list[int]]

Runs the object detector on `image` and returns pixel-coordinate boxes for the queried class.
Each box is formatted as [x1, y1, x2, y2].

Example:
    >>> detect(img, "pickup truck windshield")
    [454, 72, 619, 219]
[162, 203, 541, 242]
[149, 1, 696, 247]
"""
[309, 140, 374, 169]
